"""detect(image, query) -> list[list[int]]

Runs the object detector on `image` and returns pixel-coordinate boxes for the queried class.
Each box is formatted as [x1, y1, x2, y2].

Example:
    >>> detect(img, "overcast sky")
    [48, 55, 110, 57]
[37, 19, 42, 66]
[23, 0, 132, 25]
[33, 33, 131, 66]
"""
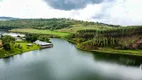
[0, 0, 142, 25]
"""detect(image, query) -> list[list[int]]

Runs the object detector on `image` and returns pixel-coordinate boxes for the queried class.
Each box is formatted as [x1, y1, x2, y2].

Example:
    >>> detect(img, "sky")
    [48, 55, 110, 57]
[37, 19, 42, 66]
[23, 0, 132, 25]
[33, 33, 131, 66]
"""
[0, 0, 142, 25]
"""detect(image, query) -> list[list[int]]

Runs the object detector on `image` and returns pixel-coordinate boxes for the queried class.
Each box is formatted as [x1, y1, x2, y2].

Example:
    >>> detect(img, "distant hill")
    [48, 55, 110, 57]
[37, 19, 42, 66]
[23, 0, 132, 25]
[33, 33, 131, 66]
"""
[0, 17, 19, 20]
[0, 18, 121, 31]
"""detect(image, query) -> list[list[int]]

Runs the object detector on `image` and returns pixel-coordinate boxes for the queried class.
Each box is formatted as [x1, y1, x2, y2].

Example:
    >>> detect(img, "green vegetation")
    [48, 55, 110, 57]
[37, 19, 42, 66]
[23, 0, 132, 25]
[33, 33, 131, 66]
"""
[1, 35, 15, 51]
[0, 18, 119, 30]
[0, 18, 73, 30]
[26, 34, 50, 42]
[0, 33, 52, 58]
[25, 33, 39, 42]
[94, 48, 142, 57]
[10, 29, 72, 38]
[57, 22, 115, 33]
[74, 26, 142, 49]
[0, 41, 40, 58]
[0, 18, 142, 56]
[73, 26, 142, 56]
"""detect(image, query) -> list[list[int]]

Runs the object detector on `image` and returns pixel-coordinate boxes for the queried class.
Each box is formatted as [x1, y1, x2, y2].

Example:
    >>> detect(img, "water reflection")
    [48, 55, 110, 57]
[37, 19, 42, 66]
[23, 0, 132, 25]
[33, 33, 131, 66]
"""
[0, 29, 8, 34]
[0, 38, 142, 80]
[93, 53, 142, 67]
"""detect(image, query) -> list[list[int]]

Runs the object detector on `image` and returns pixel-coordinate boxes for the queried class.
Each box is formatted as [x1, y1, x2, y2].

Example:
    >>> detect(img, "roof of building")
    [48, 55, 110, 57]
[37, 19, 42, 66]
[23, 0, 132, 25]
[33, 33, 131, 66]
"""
[34, 40, 52, 45]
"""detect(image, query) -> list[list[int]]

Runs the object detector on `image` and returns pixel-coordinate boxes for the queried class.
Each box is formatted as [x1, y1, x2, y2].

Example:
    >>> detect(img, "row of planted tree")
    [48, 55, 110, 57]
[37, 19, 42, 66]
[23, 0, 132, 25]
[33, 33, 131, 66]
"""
[73, 26, 142, 50]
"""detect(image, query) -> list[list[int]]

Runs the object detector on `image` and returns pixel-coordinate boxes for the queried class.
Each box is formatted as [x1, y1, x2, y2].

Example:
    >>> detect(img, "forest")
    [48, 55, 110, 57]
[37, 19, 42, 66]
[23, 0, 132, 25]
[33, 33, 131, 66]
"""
[0, 18, 120, 30]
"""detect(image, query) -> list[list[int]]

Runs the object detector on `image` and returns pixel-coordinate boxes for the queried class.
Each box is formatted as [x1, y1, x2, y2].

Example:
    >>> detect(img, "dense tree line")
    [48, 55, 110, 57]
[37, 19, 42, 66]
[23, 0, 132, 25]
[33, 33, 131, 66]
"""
[0, 18, 120, 30]
[0, 19, 73, 30]
[26, 34, 50, 42]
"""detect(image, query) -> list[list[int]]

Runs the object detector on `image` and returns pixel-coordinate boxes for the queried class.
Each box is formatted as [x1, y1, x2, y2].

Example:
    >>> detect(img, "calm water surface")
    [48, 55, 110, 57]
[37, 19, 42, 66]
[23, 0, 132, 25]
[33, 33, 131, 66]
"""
[0, 31, 142, 80]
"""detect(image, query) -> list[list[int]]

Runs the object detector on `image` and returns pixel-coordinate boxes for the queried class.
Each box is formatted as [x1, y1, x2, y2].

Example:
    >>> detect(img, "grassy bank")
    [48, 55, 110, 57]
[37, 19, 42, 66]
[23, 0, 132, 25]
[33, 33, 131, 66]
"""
[10, 28, 142, 57]
[0, 42, 40, 58]
[94, 48, 142, 57]
[76, 44, 142, 57]
[4, 18, 141, 58]
[10, 29, 72, 38]
[1, 28, 72, 58]
[75, 39, 142, 57]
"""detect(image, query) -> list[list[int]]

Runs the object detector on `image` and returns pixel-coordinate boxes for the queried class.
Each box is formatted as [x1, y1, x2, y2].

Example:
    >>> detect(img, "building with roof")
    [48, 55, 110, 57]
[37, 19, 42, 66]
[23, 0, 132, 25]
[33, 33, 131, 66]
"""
[34, 40, 53, 48]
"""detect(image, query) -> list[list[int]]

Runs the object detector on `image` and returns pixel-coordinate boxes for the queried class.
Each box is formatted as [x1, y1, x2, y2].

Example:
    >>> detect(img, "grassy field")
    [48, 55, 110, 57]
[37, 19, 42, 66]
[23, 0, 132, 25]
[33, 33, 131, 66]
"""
[10, 29, 72, 38]
[57, 24, 115, 33]
[94, 48, 142, 57]
[76, 45, 142, 56]
[0, 42, 40, 58]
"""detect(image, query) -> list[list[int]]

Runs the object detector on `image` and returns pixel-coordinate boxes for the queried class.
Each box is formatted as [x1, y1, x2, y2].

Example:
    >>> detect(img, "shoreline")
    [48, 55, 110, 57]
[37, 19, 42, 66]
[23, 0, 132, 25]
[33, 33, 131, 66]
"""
[67, 39, 142, 57]
[0, 40, 41, 58]
[76, 45, 142, 57]
[10, 29, 142, 57]
[0, 29, 55, 59]
[0, 48, 40, 59]
[1, 38, 142, 59]
[0, 46, 41, 59]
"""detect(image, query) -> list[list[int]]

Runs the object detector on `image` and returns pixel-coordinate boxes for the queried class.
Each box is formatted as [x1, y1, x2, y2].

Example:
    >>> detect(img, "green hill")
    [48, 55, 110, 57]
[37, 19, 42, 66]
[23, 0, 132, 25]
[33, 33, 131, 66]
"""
[0, 18, 142, 56]
[0, 18, 119, 30]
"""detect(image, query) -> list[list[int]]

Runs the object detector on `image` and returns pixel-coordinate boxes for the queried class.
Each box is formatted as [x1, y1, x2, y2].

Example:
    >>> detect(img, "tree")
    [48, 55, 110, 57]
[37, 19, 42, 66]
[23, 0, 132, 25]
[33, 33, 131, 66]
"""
[1, 35, 15, 51]
[26, 34, 38, 42]
[38, 35, 50, 42]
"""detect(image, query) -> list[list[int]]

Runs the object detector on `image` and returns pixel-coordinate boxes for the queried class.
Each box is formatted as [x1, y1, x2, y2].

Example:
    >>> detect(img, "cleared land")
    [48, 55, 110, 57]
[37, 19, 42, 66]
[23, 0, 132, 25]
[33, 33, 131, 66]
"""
[57, 24, 115, 33]
[10, 29, 72, 38]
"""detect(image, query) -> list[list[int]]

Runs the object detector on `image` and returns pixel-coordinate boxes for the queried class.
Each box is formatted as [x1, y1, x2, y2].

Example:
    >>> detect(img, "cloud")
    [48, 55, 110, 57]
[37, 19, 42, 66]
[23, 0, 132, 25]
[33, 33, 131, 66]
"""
[43, 0, 104, 10]
[95, 0, 142, 25]
[0, 0, 142, 25]
[0, 0, 103, 19]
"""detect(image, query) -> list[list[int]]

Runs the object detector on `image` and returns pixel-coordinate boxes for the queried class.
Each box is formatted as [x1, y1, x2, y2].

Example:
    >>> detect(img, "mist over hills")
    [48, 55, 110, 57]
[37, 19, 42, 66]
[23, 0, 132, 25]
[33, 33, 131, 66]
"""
[0, 17, 19, 20]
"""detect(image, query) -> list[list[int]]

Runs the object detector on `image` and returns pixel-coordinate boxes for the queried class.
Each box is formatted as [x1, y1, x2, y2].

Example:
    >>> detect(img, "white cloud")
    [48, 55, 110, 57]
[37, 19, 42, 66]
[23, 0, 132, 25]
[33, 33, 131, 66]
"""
[0, 0, 102, 20]
[101, 0, 142, 25]
[0, 0, 142, 25]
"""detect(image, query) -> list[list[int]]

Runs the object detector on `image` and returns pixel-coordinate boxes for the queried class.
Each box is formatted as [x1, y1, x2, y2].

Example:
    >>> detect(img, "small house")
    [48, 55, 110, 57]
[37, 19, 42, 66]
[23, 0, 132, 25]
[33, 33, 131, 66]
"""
[34, 40, 53, 48]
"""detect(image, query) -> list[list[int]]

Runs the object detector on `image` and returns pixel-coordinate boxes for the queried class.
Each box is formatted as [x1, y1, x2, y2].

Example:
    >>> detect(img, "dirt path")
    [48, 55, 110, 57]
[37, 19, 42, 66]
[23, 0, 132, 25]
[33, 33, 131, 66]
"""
[132, 38, 142, 49]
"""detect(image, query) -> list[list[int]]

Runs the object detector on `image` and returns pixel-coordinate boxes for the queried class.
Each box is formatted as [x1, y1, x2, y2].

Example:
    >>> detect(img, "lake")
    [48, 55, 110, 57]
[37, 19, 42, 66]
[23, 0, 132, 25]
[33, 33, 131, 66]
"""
[0, 30, 142, 80]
